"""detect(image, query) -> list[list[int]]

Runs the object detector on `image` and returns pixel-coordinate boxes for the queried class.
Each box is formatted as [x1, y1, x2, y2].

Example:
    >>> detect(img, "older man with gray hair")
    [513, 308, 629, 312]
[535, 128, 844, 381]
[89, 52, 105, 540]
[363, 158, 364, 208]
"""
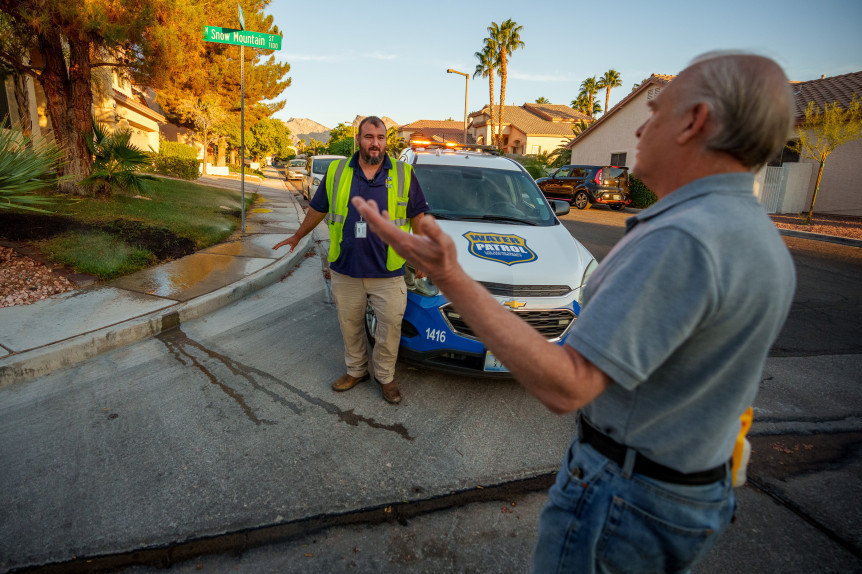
[353, 52, 796, 572]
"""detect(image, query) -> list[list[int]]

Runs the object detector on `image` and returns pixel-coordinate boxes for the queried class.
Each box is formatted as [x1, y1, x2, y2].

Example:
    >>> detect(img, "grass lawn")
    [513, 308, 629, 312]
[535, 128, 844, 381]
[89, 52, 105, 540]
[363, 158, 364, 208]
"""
[7, 178, 256, 280]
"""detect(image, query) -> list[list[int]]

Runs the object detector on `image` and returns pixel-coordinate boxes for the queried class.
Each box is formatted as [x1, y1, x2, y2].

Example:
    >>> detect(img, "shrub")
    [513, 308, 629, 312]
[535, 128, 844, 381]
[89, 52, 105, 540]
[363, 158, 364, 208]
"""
[148, 141, 200, 180]
[159, 141, 199, 160]
[0, 125, 63, 212]
[629, 175, 657, 208]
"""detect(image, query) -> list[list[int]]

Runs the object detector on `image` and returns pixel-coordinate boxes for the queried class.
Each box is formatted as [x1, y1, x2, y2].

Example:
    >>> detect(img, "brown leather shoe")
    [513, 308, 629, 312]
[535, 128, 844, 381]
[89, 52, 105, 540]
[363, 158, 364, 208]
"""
[332, 373, 369, 392]
[380, 381, 402, 404]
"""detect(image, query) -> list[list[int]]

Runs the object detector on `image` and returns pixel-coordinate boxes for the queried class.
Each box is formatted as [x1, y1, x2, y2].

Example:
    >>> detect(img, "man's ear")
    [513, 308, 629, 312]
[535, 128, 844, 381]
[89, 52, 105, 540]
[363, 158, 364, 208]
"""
[677, 102, 710, 145]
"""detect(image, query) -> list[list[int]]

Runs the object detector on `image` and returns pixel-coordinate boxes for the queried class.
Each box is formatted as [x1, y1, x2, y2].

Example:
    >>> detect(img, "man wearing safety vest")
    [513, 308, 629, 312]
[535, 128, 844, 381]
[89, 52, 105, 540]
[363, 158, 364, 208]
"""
[273, 116, 429, 404]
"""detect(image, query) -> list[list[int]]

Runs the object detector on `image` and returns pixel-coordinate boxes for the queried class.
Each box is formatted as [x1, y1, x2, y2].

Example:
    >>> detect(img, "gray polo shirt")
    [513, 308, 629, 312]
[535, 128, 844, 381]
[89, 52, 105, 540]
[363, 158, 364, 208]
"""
[566, 172, 795, 473]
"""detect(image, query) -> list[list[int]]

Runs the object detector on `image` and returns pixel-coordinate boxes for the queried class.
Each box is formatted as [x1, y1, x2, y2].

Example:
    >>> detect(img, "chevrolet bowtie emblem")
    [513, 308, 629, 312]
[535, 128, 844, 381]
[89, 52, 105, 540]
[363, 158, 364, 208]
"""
[503, 300, 526, 309]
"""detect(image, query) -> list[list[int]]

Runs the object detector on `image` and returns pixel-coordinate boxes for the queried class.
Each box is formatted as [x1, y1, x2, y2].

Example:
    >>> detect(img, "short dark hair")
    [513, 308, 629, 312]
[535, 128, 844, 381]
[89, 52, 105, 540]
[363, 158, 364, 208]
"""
[357, 116, 386, 138]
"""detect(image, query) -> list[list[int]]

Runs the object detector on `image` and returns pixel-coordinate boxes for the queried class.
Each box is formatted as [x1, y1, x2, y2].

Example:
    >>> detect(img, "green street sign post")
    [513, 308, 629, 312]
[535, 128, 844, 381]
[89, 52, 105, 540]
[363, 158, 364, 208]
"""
[203, 27, 282, 50]
[203, 22, 282, 232]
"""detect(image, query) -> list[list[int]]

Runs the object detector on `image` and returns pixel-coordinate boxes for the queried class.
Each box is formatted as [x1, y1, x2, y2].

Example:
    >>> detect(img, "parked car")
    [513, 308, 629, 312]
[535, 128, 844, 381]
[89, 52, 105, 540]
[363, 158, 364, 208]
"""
[302, 155, 347, 200]
[535, 165, 631, 210]
[364, 142, 597, 377]
[286, 158, 306, 181]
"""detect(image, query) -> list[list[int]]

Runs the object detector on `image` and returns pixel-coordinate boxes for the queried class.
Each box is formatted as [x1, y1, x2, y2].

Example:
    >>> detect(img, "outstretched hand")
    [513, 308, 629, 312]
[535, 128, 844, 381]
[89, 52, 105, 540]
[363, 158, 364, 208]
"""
[351, 197, 461, 288]
[273, 234, 300, 252]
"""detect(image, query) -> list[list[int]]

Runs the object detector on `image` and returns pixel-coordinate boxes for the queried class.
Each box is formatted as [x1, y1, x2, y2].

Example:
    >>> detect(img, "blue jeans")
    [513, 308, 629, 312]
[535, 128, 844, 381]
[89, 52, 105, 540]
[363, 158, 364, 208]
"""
[532, 437, 734, 574]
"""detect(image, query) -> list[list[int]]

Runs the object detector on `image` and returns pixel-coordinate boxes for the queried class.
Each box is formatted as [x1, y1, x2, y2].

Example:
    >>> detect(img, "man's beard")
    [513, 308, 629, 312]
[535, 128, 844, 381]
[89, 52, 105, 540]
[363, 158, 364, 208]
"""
[360, 146, 385, 165]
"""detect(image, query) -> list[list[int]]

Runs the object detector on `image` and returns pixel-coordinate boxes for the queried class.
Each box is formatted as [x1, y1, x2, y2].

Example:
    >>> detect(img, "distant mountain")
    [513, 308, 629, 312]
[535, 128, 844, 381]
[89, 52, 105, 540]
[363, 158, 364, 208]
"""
[352, 115, 400, 131]
[283, 118, 331, 145]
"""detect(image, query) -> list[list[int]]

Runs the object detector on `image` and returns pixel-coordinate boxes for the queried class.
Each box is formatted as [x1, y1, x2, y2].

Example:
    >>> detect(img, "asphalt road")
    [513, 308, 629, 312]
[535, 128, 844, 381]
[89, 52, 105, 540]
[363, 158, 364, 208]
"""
[559, 205, 862, 357]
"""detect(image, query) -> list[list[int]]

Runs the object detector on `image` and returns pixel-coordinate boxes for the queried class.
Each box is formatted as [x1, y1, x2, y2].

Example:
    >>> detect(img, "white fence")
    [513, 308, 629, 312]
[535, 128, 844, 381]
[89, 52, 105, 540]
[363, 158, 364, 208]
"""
[756, 166, 789, 214]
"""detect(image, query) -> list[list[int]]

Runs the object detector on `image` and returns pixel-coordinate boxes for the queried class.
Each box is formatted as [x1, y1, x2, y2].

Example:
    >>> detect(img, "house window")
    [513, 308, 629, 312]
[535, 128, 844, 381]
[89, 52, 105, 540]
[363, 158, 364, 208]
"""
[610, 152, 626, 166]
[767, 141, 800, 167]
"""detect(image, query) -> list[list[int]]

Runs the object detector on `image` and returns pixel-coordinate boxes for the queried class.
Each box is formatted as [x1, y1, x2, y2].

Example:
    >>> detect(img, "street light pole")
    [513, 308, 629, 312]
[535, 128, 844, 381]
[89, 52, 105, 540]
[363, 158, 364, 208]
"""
[447, 69, 469, 144]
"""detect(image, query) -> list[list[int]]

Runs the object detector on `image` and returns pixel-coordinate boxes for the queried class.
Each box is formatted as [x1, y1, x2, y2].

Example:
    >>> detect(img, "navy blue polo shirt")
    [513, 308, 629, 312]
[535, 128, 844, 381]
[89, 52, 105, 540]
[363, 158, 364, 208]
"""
[309, 152, 429, 278]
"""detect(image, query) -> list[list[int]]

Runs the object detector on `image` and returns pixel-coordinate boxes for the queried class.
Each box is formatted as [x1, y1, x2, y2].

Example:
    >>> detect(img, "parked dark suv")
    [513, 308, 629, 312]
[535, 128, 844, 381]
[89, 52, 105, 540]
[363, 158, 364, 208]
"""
[535, 165, 630, 210]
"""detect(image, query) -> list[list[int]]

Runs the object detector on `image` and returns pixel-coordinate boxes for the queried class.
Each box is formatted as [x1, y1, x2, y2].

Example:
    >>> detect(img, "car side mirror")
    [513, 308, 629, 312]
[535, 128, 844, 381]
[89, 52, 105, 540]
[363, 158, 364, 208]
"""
[552, 200, 570, 216]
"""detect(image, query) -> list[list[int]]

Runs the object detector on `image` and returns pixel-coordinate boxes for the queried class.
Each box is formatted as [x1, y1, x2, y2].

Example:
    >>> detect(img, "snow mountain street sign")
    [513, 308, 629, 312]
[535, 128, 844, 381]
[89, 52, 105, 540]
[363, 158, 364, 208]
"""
[203, 26, 282, 50]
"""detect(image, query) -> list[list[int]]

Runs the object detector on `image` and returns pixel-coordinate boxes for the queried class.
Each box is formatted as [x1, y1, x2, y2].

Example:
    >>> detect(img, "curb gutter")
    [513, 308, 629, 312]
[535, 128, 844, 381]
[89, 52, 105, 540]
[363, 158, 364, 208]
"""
[0, 237, 313, 387]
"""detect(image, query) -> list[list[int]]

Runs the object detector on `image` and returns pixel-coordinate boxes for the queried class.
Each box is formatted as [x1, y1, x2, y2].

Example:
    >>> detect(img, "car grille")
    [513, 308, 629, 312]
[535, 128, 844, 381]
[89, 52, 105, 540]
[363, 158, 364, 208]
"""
[478, 281, 572, 297]
[441, 304, 576, 341]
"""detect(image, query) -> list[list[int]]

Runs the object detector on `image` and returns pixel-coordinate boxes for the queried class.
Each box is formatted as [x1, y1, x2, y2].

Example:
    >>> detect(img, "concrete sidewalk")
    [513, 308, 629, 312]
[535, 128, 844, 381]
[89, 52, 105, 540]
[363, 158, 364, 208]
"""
[0, 168, 313, 387]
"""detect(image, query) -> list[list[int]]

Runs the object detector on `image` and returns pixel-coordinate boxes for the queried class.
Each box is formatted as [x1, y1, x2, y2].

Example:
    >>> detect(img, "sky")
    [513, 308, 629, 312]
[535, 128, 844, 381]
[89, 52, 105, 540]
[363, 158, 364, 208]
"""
[259, 0, 862, 131]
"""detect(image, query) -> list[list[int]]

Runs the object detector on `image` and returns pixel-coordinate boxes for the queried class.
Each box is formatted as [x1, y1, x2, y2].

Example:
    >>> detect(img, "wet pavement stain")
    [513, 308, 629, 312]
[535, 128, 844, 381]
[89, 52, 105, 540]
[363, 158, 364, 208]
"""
[158, 328, 283, 426]
[157, 328, 413, 441]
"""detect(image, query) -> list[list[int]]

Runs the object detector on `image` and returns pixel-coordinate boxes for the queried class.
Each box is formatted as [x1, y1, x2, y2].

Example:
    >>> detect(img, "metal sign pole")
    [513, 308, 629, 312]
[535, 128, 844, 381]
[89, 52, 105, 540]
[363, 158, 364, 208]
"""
[240, 44, 245, 233]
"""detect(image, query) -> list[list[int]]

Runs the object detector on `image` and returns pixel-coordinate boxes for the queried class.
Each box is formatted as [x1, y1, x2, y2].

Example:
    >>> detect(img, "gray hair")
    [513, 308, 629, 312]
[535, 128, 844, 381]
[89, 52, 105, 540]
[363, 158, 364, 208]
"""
[681, 51, 795, 169]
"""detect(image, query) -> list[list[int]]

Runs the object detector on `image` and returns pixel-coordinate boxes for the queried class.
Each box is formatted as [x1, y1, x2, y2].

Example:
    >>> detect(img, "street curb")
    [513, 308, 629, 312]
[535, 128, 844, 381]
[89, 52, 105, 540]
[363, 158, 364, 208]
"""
[776, 228, 862, 248]
[0, 237, 313, 387]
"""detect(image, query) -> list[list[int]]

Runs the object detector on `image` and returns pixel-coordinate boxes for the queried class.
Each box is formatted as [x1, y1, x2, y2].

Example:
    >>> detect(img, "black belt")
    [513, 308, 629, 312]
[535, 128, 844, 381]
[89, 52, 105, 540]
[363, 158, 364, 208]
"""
[579, 416, 727, 486]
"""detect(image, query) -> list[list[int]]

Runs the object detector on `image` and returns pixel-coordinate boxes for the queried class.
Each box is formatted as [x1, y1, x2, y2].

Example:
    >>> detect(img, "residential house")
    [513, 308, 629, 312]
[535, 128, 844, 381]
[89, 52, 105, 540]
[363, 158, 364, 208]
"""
[468, 103, 590, 155]
[399, 120, 475, 145]
[1, 51, 165, 154]
[776, 71, 862, 217]
[566, 70, 862, 217]
[565, 74, 675, 168]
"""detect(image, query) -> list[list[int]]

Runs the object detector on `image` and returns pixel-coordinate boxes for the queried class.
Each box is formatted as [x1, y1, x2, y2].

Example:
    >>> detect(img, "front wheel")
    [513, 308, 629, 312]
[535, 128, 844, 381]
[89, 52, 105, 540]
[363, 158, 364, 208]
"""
[573, 191, 591, 210]
[364, 303, 377, 346]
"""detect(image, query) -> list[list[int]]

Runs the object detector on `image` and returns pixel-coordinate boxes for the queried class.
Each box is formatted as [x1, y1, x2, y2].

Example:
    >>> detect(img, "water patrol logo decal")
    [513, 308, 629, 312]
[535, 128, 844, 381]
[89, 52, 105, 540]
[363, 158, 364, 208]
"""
[463, 232, 537, 266]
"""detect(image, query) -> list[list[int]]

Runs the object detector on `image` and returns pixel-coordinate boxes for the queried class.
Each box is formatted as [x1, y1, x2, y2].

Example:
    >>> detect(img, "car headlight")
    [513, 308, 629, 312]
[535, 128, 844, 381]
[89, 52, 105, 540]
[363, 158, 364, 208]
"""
[313, 177, 320, 186]
[578, 259, 598, 306]
[404, 265, 439, 297]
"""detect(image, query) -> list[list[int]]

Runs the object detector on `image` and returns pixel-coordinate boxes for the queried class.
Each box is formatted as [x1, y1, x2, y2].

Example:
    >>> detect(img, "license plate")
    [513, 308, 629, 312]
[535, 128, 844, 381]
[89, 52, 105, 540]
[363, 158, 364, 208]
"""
[484, 351, 508, 372]
[613, 194, 621, 200]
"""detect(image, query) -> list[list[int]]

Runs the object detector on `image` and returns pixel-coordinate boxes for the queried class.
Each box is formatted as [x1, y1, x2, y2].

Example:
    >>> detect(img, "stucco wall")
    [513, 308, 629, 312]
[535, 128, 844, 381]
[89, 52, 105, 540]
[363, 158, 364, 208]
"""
[569, 88, 656, 168]
[795, 136, 862, 217]
[525, 135, 569, 155]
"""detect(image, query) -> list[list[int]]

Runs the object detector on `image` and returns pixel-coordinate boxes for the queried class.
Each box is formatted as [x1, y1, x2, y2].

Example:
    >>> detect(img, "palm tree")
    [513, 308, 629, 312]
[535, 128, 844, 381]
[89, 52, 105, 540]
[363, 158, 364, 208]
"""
[598, 69, 622, 116]
[473, 45, 498, 148]
[81, 121, 155, 199]
[579, 76, 600, 119]
[535, 96, 550, 104]
[571, 93, 601, 118]
[487, 19, 525, 149]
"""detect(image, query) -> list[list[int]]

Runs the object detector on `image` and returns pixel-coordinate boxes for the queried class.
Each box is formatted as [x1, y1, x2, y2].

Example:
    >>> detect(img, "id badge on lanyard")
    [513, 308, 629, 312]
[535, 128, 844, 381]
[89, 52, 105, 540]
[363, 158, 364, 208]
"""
[355, 218, 367, 239]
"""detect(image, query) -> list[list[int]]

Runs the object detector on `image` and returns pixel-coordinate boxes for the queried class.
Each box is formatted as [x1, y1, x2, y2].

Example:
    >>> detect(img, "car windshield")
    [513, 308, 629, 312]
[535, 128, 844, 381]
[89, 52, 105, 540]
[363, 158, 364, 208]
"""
[414, 164, 556, 226]
[289, 160, 305, 167]
[312, 158, 338, 175]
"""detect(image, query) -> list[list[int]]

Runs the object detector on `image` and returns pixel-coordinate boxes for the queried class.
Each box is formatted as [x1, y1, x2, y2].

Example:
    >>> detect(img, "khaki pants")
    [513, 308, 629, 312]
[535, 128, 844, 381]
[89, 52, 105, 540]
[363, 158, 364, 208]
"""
[330, 270, 407, 385]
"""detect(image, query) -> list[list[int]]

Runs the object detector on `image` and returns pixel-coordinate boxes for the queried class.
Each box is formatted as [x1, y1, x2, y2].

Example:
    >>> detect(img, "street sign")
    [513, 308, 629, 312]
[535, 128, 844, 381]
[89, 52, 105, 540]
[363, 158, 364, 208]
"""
[238, 4, 245, 30]
[203, 26, 282, 50]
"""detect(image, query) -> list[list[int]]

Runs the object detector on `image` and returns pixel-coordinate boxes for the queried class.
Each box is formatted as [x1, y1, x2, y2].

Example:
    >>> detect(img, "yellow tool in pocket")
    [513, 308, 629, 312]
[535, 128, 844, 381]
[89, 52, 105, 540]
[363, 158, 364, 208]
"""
[732, 406, 754, 487]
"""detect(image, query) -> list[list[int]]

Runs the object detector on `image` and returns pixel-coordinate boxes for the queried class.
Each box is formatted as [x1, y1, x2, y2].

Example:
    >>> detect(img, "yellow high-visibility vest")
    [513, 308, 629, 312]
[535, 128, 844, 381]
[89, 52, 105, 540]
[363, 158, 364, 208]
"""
[324, 158, 412, 271]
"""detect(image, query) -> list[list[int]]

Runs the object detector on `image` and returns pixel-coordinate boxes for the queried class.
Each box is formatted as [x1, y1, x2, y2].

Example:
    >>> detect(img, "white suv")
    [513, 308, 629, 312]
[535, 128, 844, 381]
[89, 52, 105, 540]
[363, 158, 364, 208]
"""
[302, 155, 347, 200]
[365, 142, 597, 376]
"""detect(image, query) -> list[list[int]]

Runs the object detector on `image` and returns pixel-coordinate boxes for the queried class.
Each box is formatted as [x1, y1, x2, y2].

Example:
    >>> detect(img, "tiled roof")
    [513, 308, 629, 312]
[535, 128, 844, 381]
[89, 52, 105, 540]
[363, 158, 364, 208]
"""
[404, 122, 475, 144]
[792, 71, 862, 121]
[566, 74, 674, 148]
[522, 103, 591, 122]
[400, 119, 466, 130]
[470, 104, 588, 136]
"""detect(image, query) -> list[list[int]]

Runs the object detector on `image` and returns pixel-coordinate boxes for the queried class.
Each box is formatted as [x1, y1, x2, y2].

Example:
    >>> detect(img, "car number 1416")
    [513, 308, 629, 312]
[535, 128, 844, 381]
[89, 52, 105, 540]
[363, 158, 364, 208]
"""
[425, 328, 446, 342]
